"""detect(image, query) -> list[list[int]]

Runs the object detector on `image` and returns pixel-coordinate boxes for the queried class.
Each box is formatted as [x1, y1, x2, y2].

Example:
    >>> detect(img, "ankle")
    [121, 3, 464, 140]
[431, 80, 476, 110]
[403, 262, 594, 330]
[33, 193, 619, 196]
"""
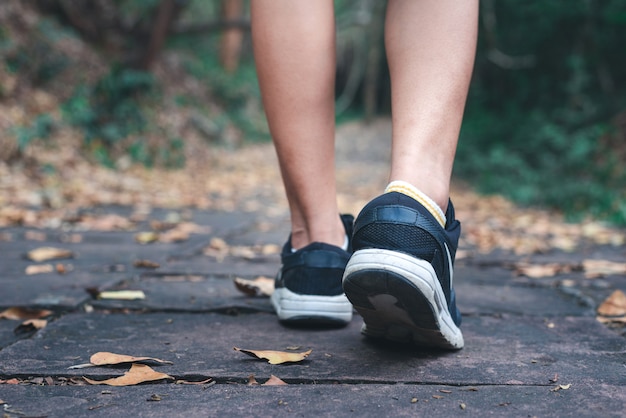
[290, 217, 347, 251]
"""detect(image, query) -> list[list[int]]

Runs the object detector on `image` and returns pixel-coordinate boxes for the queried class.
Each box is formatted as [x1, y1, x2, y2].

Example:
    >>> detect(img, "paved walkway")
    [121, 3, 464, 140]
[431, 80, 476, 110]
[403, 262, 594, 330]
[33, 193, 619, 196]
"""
[1, 203, 625, 417]
[1, 121, 625, 417]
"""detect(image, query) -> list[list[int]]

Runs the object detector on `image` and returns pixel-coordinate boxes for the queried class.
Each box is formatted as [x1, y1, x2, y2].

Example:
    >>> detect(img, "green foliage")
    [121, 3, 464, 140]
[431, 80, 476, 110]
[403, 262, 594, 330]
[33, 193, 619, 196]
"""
[455, 0, 626, 225]
[183, 52, 266, 141]
[62, 66, 184, 167]
[12, 114, 55, 151]
[4, 19, 70, 86]
[64, 66, 154, 146]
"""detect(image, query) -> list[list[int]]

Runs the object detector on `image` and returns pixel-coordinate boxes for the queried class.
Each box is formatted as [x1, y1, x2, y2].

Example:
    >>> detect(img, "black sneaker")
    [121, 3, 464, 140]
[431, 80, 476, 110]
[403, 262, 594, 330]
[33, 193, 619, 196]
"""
[342, 192, 464, 349]
[271, 214, 354, 326]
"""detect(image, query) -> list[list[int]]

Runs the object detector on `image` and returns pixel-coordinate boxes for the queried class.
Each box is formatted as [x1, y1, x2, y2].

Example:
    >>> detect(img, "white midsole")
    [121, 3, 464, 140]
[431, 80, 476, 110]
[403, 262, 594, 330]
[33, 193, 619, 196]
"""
[343, 248, 463, 348]
[271, 287, 353, 322]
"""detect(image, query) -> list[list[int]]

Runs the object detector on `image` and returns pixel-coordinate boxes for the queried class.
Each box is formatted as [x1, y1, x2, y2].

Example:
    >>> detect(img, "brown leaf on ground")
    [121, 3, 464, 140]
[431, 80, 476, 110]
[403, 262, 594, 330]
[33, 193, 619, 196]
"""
[0, 307, 53, 320]
[175, 378, 213, 385]
[514, 262, 576, 278]
[233, 276, 274, 297]
[205, 239, 279, 262]
[583, 259, 626, 278]
[134, 259, 161, 269]
[14, 318, 47, 333]
[26, 247, 73, 262]
[25, 264, 54, 275]
[597, 290, 626, 317]
[97, 290, 146, 300]
[83, 364, 174, 386]
[233, 347, 312, 365]
[158, 222, 211, 244]
[264, 375, 288, 386]
[596, 315, 626, 324]
[89, 352, 173, 366]
[247, 375, 259, 385]
[0, 378, 21, 385]
[77, 214, 134, 231]
[56, 263, 72, 274]
[158, 228, 189, 243]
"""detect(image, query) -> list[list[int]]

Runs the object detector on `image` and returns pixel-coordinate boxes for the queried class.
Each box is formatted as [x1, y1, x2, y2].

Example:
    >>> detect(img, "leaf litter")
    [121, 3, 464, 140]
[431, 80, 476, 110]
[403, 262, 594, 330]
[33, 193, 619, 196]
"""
[234, 347, 312, 365]
[0, 307, 53, 320]
[90, 352, 173, 366]
[247, 374, 287, 386]
[83, 364, 174, 386]
[26, 247, 74, 262]
[596, 290, 626, 325]
[233, 276, 275, 297]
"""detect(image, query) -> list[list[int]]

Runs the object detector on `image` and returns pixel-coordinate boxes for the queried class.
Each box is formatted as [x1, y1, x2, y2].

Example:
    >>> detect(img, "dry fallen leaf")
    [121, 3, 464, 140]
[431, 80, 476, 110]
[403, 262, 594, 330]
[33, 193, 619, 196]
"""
[597, 290, 626, 317]
[233, 276, 275, 297]
[247, 375, 259, 385]
[514, 263, 575, 278]
[78, 214, 134, 231]
[583, 259, 626, 278]
[14, 318, 48, 333]
[264, 375, 288, 386]
[83, 364, 173, 386]
[98, 290, 146, 300]
[56, 263, 72, 274]
[158, 226, 190, 243]
[596, 315, 626, 324]
[1, 378, 21, 385]
[0, 307, 53, 320]
[89, 352, 173, 366]
[175, 378, 213, 385]
[134, 259, 161, 269]
[25, 264, 55, 275]
[233, 347, 312, 365]
[26, 247, 74, 262]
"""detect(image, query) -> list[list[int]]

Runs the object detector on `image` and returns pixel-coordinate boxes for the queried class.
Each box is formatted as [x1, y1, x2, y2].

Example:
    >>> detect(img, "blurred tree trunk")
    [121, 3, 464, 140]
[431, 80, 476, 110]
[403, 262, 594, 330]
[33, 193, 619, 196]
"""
[33, 0, 189, 71]
[363, 0, 385, 122]
[219, 0, 245, 73]
[138, 0, 187, 70]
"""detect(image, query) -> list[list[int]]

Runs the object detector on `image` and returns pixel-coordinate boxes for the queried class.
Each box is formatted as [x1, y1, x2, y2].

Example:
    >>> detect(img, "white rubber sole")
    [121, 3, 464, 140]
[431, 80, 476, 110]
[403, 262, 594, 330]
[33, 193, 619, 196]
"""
[342, 248, 464, 349]
[271, 287, 353, 325]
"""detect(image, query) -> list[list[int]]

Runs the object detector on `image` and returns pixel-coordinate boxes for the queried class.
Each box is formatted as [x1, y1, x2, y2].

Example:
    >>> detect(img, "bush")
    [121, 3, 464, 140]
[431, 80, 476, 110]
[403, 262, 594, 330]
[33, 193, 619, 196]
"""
[454, 0, 626, 225]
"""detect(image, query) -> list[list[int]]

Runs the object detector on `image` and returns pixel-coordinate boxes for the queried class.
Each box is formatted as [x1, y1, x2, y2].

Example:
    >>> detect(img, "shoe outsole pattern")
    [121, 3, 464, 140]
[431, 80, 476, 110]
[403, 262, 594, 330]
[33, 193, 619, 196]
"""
[343, 248, 464, 350]
[271, 287, 353, 326]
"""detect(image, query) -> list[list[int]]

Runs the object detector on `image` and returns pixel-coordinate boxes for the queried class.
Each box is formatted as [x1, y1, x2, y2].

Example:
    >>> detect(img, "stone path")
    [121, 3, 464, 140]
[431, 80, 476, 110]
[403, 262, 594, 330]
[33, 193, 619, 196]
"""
[1, 120, 625, 417]
[1, 202, 625, 417]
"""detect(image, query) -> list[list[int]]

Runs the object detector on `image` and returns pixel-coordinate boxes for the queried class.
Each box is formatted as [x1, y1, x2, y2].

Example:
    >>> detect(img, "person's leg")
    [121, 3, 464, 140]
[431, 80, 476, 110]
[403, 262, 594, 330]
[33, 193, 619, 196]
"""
[251, 0, 344, 251]
[386, 0, 478, 213]
[343, 0, 478, 349]
[251, 1, 352, 326]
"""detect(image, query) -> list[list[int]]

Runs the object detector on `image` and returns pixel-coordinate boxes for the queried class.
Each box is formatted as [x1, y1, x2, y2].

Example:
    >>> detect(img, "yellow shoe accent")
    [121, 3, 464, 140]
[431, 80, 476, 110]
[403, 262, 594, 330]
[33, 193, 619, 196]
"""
[385, 181, 446, 227]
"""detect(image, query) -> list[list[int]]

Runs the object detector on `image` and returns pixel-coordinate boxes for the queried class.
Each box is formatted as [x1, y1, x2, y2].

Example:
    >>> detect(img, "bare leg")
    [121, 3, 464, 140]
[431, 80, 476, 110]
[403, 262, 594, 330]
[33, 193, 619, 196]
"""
[251, 1, 344, 250]
[386, 0, 478, 211]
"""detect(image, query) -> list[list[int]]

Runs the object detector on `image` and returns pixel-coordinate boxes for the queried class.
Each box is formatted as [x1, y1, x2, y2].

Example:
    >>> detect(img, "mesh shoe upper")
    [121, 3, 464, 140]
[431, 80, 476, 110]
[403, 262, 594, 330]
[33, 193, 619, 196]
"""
[276, 214, 354, 297]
